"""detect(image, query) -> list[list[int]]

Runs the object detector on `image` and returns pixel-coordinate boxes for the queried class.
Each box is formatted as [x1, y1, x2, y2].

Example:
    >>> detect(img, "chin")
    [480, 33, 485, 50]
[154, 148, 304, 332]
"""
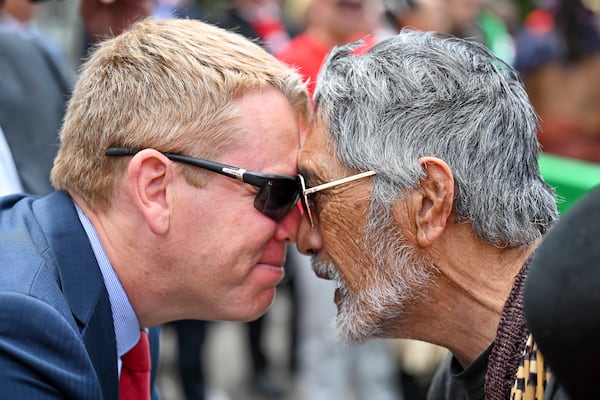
[332, 288, 380, 345]
[335, 314, 379, 345]
[218, 290, 275, 322]
[247, 287, 277, 321]
[332, 209, 435, 344]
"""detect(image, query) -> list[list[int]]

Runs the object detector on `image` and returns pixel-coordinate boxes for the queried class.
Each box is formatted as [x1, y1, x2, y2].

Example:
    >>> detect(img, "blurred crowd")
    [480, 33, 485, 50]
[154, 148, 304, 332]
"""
[21, 0, 600, 166]
[1, 0, 599, 399]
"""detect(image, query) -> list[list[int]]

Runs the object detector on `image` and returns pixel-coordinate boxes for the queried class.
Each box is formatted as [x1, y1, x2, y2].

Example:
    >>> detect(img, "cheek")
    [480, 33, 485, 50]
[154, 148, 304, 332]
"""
[320, 198, 372, 294]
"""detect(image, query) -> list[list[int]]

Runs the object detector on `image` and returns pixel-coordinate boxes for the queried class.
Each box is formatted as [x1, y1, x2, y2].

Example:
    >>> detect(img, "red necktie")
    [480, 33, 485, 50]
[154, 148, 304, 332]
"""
[119, 331, 151, 400]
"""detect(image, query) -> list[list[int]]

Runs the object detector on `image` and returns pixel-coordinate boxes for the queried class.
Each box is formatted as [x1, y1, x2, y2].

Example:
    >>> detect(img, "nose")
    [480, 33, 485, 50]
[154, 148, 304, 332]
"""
[275, 204, 302, 243]
[295, 211, 323, 255]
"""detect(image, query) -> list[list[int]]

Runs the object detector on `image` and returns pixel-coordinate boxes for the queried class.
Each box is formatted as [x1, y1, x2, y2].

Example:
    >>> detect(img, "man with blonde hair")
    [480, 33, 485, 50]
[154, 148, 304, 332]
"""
[0, 18, 310, 399]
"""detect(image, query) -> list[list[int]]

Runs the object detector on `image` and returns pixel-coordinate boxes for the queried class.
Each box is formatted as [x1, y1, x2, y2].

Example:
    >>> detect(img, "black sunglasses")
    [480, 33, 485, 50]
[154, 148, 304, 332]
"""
[105, 147, 302, 222]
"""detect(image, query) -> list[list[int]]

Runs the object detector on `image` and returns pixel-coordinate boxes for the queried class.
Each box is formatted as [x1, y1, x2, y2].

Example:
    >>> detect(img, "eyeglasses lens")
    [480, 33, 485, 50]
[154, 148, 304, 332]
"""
[254, 178, 300, 221]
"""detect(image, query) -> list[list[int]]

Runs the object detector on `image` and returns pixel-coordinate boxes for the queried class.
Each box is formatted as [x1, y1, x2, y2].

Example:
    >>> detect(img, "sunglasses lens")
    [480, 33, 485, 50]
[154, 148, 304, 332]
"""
[254, 178, 300, 221]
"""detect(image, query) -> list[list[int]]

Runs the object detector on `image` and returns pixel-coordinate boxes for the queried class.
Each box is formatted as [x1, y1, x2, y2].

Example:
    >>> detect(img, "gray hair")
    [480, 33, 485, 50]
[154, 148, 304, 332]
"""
[314, 29, 558, 247]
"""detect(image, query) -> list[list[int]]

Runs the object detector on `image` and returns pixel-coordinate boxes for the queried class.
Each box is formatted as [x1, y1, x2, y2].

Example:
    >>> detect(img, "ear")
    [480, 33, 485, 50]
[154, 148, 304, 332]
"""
[126, 149, 172, 235]
[413, 157, 455, 247]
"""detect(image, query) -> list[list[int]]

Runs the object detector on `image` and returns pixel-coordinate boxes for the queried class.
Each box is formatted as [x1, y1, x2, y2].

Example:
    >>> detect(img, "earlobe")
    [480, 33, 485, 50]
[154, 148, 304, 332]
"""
[414, 157, 454, 247]
[127, 150, 172, 235]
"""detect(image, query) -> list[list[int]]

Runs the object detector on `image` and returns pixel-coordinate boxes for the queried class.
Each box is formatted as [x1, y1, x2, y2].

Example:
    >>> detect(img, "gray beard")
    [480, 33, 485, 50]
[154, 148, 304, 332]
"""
[311, 208, 434, 345]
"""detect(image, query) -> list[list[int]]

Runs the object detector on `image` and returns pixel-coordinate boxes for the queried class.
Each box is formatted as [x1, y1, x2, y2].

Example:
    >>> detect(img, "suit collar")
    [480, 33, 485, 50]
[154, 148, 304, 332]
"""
[33, 192, 106, 325]
[33, 191, 118, 399]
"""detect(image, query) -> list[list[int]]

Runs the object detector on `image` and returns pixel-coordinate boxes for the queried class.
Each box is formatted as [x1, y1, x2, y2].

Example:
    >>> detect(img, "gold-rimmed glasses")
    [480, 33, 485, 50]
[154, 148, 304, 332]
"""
[298, 170, 377, 227]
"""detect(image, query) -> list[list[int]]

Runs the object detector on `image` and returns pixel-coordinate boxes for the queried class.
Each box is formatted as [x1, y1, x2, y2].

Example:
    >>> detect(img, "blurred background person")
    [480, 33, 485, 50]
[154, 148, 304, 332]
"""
[291, 248, 405, 400]
[276, 0, 380, 95]
[514, 0, 600, 163]
[168, 319, 210, 400]
[380, 0, 515, 63]
[1, 0, 152, 198]
[0, 0, 73, 196]
[153, 0, 205, 19]
[79, 0, 153, 42]
[79, 0, 153, 55]
[0, 0, 68, 58]
[0, 126, 23, 197]
[214, 0, 298, 54]
[0, 0, 75, 77]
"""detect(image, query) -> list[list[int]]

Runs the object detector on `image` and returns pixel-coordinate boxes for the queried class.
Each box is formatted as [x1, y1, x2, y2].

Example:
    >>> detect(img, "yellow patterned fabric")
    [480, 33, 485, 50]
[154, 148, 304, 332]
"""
[510, 334, 552, 400]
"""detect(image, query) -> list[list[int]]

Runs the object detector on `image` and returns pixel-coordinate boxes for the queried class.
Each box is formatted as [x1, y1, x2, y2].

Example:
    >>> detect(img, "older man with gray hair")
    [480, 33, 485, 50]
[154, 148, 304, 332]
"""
[296, 30, 567, 399]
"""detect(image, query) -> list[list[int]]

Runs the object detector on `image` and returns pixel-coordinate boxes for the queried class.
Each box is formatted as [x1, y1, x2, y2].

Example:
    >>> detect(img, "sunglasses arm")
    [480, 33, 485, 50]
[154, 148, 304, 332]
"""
[221, 167, 247, 182]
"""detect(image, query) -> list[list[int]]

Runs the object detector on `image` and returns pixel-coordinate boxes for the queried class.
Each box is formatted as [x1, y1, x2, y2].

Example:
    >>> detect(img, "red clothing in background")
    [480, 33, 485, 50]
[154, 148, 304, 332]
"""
[276, 33, 331, 96]
[277, 33, 376, 96]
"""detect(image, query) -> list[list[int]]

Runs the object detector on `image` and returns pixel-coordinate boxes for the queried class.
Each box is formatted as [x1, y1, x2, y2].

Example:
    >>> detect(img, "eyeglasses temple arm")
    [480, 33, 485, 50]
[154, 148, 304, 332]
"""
[303, 170, 376, 195]
[106, 147, 250, 182]
[105, 147, 139, 156]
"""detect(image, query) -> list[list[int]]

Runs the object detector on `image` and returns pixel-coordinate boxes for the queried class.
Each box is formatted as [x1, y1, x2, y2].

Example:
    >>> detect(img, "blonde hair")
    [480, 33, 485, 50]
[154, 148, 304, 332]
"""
[51, 18, 310, 210]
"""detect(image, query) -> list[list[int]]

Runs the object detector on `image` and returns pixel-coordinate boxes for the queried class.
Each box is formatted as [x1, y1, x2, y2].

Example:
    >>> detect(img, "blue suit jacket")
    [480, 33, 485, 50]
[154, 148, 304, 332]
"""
[0, 192, 160, 399]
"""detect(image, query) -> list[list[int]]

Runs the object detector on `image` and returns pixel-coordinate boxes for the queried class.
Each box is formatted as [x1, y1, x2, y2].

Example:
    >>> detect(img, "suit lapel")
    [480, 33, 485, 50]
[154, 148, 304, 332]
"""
[81, 290, 119, 400]
[34, 192, 118, 399]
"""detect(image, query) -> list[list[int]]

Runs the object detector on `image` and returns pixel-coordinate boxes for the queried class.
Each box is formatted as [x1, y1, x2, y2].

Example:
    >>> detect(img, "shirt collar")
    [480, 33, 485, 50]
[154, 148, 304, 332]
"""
[75, 204, 141, 358]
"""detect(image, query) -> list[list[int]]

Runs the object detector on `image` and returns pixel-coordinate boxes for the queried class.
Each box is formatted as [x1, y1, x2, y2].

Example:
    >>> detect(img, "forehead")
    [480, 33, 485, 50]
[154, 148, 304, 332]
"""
[224, 88, 300, 173]
[298, 117, 346, 182]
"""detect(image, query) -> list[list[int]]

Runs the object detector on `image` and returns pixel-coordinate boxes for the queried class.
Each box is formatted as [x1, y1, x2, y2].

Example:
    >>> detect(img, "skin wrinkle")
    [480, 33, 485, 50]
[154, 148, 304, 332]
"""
[335, 212, 434, 344]
[311, 176, 436, 343]
[314, 33, 556, 248]
[320, 190, 371, 291]
[296, 30, 560, 367]
[301, 120, 427, 343]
